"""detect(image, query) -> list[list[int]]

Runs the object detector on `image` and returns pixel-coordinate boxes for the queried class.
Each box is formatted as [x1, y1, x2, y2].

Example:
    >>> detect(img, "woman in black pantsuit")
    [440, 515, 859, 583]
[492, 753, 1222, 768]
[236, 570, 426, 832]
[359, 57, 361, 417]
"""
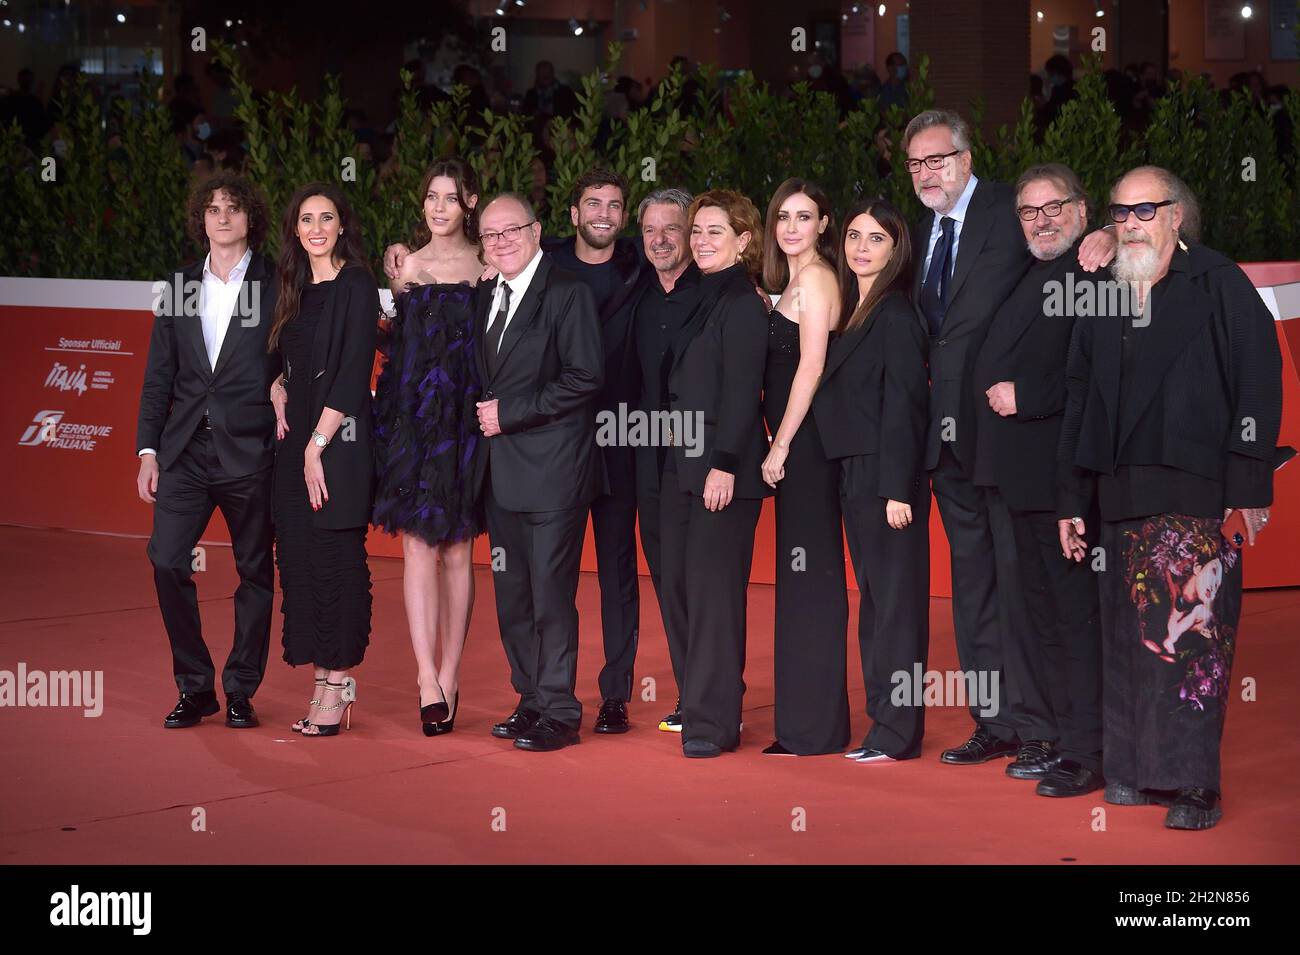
[660, 190, 773, 758]
[811, 197, 931, 762]
[268, 183, 380, 737]
[758, 178, 849, 756]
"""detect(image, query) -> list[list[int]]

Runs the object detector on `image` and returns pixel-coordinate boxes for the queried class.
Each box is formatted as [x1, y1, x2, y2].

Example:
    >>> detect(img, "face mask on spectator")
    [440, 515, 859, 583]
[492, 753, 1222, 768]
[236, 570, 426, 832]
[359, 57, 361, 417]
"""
[196, 122, 211, 141]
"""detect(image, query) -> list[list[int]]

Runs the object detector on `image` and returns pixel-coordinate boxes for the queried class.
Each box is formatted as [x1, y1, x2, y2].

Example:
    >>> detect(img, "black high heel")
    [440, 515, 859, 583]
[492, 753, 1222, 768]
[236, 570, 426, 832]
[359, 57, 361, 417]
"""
[303, 678, 355, 737]
[293, 676, 328, 733]
[424, 690, 458, 737]
[419, 682, 449, 727]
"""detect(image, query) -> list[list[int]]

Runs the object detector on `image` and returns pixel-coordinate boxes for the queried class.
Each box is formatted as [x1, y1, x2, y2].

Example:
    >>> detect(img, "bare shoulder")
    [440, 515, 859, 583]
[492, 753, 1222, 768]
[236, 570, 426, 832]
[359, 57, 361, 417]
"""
[803, 259, 839, 295]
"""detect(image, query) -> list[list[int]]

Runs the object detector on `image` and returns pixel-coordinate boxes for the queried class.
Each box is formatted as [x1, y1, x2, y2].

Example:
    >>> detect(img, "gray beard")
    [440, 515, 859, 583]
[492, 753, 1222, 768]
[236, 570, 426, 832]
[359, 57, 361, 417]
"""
[1113, 242, 1159, 283]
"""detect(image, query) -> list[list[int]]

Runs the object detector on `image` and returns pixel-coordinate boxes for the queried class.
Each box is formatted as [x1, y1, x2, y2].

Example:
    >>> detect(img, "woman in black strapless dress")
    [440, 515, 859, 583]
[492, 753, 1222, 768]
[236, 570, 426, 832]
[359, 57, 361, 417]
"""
[269, 183, 380, 737]
[759, 179, 850, 756]
[373, 159, 485, 736]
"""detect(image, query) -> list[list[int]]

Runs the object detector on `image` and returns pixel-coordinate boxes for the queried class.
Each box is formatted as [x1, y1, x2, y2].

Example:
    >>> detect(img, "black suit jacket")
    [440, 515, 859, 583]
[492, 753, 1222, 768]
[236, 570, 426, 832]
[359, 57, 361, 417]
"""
[811, 290, 930, 504]
[473, 252, 606, 512]
[665, 263, 773, 500]
[911, 178, 1030, 472]
[288, 265, 380, 530]
[136, 253, 280, 477]
[541, 235, 648, 411]
[971, 243, 1088, 511]
[1057, 243, 1284, 517]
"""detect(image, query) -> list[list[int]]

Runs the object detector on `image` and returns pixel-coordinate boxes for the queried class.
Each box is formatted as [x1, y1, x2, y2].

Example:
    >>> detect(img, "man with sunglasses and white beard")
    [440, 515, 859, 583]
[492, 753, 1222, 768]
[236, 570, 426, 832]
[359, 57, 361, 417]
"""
[1057, 166, 1287, 829]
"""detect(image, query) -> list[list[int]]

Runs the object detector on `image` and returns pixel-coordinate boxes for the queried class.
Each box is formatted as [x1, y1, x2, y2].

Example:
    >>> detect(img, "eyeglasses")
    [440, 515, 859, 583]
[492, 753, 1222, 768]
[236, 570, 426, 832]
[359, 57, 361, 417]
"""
[1017, 197, 1075, 221]
[480, 220, 536, 246]
[1107, 200, 1173, 224]
[904, 150, 961, 174]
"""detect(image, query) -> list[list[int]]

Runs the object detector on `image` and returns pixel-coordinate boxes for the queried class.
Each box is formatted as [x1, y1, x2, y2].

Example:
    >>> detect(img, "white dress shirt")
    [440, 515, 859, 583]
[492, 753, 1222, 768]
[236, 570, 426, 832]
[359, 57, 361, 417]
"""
[487, 248, 544, 351]
[201, 248, 252, 369]
[922, 173, 979, 280]
[139, 247, 252, 458]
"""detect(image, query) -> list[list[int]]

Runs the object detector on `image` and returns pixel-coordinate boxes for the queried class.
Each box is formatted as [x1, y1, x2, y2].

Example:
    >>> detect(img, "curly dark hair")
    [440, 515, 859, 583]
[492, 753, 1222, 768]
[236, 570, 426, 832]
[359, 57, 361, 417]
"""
[186, 172, 270, 251]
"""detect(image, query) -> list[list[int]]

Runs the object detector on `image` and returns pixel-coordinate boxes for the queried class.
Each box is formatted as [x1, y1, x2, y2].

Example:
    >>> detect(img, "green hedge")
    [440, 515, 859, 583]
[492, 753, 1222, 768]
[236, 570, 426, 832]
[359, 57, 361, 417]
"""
[2, 44, 1296, 281]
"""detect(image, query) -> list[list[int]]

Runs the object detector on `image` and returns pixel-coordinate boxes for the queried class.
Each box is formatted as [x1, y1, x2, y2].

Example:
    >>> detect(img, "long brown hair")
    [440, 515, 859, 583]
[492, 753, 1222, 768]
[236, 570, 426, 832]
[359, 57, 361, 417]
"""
[837, 197, 912, 333]
[410, 158, 480, 248]
[761, 178, 837, 293]
[268, 183, 373, 351]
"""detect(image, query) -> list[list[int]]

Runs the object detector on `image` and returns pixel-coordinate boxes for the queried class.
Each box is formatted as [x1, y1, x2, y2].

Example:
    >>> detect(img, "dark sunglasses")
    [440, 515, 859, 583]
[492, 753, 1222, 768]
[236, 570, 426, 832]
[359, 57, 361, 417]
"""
[1017, 197, 1075, 221]
[1107, 200, 1173, 223]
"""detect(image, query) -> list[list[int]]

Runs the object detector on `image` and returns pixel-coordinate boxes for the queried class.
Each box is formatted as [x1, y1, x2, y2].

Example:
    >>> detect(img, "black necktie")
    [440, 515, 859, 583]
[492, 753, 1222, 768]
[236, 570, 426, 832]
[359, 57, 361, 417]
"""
[920, 215, 955, 335]
[486, 281, 511, 375]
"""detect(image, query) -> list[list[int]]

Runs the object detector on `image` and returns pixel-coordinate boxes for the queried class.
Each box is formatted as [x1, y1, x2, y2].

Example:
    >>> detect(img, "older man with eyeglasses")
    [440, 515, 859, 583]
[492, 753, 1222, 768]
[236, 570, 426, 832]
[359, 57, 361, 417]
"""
[471, 192, 606, 753]
[904, 109, 1118, 777]
[971, 163, 1105, 798]
[1057, 165, 1288, 829]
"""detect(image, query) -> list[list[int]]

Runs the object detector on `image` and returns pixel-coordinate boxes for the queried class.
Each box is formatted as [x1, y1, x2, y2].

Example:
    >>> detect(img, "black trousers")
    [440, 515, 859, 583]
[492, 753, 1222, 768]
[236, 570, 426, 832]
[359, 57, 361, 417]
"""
[929, 447, 1017, 740]
[840, 454, 931, 759]
[485, 486, 588, 728]
[147, 428, 273, 698]
[635, 467, 683, 708]
[590, 445, 640, 702]
[985, 486, 1055, 742]
[1010, 508, 1102, 769]
[659, 467, 761, 750]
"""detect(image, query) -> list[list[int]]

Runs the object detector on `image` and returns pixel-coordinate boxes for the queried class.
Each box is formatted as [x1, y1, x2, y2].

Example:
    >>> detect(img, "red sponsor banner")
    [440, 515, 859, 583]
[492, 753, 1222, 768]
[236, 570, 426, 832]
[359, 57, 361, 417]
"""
[2, 270, 1297, 592]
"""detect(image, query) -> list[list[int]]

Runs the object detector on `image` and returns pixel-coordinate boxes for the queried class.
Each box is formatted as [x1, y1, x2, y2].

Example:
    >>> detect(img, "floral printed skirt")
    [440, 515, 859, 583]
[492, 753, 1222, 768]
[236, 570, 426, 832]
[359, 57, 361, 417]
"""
[1099, 514, 1242, 793]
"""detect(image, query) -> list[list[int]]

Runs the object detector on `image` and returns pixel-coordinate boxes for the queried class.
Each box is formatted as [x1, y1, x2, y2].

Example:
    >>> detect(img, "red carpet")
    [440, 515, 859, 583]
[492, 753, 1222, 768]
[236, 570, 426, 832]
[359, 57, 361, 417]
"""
[1, 525, 1297, 864]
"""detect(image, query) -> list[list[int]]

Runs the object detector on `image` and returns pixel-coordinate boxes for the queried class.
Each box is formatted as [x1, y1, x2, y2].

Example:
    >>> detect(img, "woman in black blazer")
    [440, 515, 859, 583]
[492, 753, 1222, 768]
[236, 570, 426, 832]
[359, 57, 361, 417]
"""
[811, 197, 931, 762]
[660, 189, 773, 758]
[267, 183, 380, 737]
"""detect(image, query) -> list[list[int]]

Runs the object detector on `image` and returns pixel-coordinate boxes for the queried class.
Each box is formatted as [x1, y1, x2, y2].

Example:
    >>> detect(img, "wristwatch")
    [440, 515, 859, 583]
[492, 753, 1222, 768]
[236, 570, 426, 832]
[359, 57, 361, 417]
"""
[311, 430, 329, 449]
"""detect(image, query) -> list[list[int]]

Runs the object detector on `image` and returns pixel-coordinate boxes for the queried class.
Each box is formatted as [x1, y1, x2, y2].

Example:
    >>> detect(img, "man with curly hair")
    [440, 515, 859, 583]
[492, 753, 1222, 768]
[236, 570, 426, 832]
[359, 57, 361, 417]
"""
[136, 173, 280, 731]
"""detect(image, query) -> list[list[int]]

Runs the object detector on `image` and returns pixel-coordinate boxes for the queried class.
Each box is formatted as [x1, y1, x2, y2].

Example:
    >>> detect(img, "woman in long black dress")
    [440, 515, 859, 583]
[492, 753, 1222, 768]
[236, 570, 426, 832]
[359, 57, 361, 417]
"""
[268, 183, 379, 737]
[811, 197, 930, 763]
[758, 178, 849, 756]
[372, 159, 484, 736]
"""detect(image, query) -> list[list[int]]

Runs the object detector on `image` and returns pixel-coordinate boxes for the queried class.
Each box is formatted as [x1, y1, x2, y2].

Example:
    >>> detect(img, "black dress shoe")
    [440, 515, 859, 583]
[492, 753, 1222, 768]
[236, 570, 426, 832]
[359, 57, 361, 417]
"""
[225, 693, 258, 728]
[593, 698, 630, 734]
[940, 727, 1019, 764]
[1036, 759, 1105, 797]
[1104, 782, 1173, 806]
[1164, 787, 1222, 830]
[762, 741, 796, 755]
[683, 739, 722, 758]
[513, 716, 580, 752]
[163, 692, 219, 728]
[491, 708, 539, 739]
[1006, 740, 1059, 779]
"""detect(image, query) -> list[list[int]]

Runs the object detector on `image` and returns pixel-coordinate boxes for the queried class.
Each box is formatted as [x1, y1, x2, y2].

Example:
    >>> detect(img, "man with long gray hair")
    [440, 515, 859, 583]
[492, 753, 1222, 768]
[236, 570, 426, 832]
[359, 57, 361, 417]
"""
[1058, 165, 1287, 829]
